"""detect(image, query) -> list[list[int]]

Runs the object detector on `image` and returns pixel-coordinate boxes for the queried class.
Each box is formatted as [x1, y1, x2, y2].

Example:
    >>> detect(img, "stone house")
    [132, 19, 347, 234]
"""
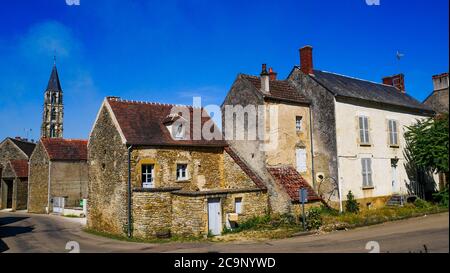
[1, 160, 29, 211]
[423, 72, 449, 114]
[287, 45, 438, 208]
[28, 138, 88, 214]
[222, 65, 322, 215]
[0, 137, 35, 210]
[87, 97, 268, 238]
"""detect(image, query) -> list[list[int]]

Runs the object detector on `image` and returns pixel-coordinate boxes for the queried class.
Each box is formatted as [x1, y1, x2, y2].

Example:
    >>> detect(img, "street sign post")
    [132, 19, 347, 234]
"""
[299, 188, 308, 230]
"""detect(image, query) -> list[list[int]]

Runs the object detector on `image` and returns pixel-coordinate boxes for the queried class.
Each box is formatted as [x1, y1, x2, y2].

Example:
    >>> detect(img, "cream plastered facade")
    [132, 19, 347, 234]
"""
[334, 99, 436, 201]
[264, 102, 313, 183]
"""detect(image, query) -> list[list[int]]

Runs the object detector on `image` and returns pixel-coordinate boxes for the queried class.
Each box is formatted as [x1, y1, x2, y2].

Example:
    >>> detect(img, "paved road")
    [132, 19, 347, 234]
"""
[0, 211, 448, 253]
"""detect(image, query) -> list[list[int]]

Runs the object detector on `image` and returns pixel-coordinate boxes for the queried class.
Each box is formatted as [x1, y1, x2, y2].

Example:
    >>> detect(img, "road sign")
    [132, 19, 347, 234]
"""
[299, 188, 308, 203]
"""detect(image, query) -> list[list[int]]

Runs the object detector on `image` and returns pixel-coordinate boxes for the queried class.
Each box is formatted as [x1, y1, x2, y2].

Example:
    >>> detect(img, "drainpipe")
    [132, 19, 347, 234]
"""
[47, 161, 52, 214]
[127, 144, 133, 238]
[309, 106, 316, 189]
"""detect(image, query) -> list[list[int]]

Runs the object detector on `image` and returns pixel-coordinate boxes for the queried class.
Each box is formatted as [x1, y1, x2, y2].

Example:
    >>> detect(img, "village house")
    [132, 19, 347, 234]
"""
[222, 65, 322, 215]
[28, 138, 88, 214]
[87, 97, 268, 238]
[0, 137, 36, 210]
[287, 45, 438, 208]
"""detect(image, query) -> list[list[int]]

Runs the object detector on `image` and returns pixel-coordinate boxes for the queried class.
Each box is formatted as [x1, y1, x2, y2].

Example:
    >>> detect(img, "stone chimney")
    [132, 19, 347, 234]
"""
[432, 73, 449, 91]
[269, 67, 277, 81]
[299, 45, 314, 75]
[382, 74, 405, 93]
[260, 64, 270, 93]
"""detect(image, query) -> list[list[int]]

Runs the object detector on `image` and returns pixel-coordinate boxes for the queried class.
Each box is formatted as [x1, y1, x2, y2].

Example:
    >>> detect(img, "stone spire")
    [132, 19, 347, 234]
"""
[41, 63, 64, 138]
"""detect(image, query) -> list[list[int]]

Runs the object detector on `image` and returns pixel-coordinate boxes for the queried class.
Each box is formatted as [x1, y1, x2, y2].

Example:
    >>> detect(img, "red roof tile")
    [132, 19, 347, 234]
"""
[10, 160, 28, 178]
[267, 166, 321, 202]
[224, 147, 266, 190]
[41, 138, 88, 161]
[107, 98, 227, 147]
[241, 74, 310, 104]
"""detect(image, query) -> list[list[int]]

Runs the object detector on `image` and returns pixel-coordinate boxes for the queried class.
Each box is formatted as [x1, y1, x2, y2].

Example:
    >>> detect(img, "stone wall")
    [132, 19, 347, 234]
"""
[222, 191, 269, 223]
[28, 142, 50, 213]
[88, 105, 129, 235]
[50, 161, 88, 208]
[132, 190, 172, 238]
[171, 194, 206, 236]
[15, 178, 28, 210]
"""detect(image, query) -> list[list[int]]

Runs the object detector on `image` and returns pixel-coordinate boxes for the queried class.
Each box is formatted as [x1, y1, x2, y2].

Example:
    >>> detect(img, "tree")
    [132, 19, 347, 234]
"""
[404, 114, 449, 174]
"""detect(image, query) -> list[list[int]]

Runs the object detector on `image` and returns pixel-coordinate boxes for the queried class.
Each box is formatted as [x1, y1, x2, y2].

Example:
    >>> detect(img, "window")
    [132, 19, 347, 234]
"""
[361, 158, 373, 188]
[51, 108, 56, 121]
[176, 164, 188, 180]
[142, 164, 154, 188]
[295, 116, 303, 132]
[388, 120, 399, 146]
[358, 116, 370, 144]
[175, 124, 184, 139]
[50, 125, 56, 137]
[235, 198, 242, 214]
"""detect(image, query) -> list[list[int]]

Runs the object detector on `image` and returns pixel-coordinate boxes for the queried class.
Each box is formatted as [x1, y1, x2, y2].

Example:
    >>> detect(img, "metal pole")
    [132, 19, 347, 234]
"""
[127, 145, 133, 238]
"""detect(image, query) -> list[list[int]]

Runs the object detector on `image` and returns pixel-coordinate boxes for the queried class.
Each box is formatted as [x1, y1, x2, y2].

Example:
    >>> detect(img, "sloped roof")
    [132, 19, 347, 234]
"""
[224, 147, 266, 190]
[267, 166, 321, 202]
[307, 69, 434, 114]
[107, 98, 226, 147]
[10, 160, 29, 178]
[241, 74, 310, 104]
[41, 138, 87, 161]
[46, 65, 62, 92]
[8, 137, 36, 158]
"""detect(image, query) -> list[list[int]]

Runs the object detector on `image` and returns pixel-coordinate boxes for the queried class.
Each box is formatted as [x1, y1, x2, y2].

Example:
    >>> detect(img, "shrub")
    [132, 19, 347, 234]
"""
[414, 198, 431, 209]
[432, 186, 449, 208]
[305, 207, 323, 230]
[345, 191, 360, 214]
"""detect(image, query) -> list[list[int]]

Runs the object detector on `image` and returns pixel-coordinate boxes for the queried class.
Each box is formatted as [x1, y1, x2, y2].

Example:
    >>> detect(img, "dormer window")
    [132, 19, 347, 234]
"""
[175, 124, 184, 139]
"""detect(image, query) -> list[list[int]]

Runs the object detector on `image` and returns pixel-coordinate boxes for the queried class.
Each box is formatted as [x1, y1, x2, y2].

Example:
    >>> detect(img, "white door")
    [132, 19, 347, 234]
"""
[296, 148, 307, 173]
[53, 197, 65, 214]
[391, 165, 399, 193]
[208, 198, 222, 236]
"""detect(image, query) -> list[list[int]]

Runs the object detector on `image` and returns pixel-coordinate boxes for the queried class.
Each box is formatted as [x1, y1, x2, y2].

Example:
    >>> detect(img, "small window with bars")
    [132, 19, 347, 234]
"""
[361, 158, 373, 188]
[388, 119, 399, 146]
[296, 116, 303, 132]
[176, 164, 188, 181]
[358, 116, 370, 145]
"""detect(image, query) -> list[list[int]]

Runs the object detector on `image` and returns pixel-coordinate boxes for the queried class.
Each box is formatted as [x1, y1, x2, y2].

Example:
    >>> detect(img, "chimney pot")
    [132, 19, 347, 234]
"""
[269, 67, 277, 81]
[299, 45, 314, 75]
[382, 74, 405, 93]
[260, 64, 270, 93]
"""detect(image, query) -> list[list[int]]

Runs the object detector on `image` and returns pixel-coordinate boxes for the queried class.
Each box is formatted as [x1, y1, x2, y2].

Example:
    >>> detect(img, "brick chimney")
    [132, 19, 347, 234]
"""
[260, 64, 270, 93]
[299, 45, 314, 75]
[269, 67, 277, 81]
[382, 74, 405, 93]
[432, 73, 449, 91]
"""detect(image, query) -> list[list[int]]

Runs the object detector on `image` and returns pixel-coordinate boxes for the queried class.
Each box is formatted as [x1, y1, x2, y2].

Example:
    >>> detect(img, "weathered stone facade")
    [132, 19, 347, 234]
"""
[0, 161, 28, 210]
[88, 98, 268, 238]
[28, 140, 88, 214]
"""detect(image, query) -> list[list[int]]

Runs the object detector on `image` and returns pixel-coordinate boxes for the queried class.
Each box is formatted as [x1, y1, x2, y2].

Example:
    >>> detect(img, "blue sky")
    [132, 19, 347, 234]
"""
[0, 0, 448, 141]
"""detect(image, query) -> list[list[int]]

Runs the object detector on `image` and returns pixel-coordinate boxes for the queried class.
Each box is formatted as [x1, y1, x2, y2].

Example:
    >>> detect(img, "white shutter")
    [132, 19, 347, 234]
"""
[296, 148, 307, 173]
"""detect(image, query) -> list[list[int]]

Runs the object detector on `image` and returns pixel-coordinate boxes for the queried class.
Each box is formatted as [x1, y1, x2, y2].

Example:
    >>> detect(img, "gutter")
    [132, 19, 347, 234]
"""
[127, 144, 133, 238]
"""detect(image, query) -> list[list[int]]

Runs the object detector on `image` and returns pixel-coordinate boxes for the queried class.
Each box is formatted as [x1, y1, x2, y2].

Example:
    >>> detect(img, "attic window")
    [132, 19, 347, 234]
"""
[175, 124, 184, 139]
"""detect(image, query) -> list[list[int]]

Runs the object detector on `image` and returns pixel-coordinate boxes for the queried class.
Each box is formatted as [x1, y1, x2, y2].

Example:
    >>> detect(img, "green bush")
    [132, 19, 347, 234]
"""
[433, 186, 449, 208]
[306, 207, 323, 230]
[414, 198, 432, 209]
[345, 191, 360, 214]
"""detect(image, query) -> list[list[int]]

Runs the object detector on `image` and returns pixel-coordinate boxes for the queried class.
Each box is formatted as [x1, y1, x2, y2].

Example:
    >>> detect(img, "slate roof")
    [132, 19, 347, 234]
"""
[107, 98, 227, 147]
[267, 166, 321, 202]
[224, 147, 266, 190]
[307, 69, 434, 114]
[41, 138, 88, 161]
[46, 65, 62, 92]
[10, 160, 29, 178]
[8, 137, 36, 158]
[241, 74, 310, 104]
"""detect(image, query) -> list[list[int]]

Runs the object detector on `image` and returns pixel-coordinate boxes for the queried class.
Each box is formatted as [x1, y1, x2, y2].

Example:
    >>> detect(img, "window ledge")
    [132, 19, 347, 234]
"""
[389, 145, 400, 148]
[362, 186, 375, 190]
[176, 179, 190, 183]
[359, 143, 372, 147]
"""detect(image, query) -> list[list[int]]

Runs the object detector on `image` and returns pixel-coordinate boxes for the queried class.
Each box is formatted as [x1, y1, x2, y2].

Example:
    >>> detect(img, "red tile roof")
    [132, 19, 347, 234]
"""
[241, 74, 310, 104]
[224, 147, 266, 190]
[10, 160, 28, 178]
[41, 138, 88, 161]
[267, 166, 321, 202]
[107, 98, 227, 147]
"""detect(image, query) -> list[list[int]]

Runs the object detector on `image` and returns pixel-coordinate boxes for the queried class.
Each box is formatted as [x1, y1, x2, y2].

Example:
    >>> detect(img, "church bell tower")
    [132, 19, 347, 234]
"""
[41, 61, 64, 138]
